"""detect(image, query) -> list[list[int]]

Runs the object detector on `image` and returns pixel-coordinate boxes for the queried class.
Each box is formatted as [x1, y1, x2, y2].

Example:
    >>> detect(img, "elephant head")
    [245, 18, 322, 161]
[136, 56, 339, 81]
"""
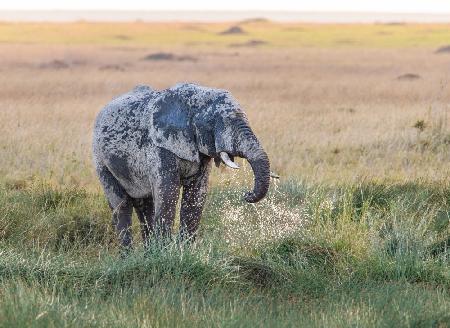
[151, 83, 271, 203]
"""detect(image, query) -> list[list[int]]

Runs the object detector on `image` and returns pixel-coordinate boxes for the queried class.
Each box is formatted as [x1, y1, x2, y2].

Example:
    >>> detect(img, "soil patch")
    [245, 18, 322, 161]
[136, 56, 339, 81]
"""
[142, 52, 197, 62]
[39, 60, 70, 69]
[115, 35, 131, 40]
[397, 73, 421, 81]
[435, 45, 450, 54]
[99, 64, 126, 71]
[230, 39, 267, 47]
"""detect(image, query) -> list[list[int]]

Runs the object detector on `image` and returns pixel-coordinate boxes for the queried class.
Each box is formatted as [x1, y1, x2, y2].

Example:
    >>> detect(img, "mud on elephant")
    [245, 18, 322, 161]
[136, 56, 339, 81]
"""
[92, 83, 274, 249]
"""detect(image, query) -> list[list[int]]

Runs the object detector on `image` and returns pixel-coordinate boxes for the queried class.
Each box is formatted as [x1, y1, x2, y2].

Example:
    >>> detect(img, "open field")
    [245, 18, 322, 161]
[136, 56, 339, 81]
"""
[2, 21, 450, 47]
[0, 22, 449, 327]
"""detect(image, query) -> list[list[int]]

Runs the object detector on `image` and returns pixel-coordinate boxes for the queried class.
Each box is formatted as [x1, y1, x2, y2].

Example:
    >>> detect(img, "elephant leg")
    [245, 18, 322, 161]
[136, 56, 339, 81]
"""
[97, 165, 133, 250]
[132, 197, 155, 246]
[180, 160, 211, 242]
[153, 177, 181, 240]
[150, 149, 182, 240]
[112, 200, 133, 252]
[153, 186, 180, 240]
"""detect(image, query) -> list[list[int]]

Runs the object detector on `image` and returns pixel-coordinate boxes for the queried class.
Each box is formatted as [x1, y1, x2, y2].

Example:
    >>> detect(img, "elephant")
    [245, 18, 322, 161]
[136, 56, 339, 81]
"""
[92, 83, 272, 249]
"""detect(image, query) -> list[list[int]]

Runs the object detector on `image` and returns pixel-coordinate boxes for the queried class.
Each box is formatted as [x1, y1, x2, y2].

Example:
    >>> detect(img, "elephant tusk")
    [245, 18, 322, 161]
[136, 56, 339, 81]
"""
[220, 152, 240, 169]
[270, 171, 280, 179]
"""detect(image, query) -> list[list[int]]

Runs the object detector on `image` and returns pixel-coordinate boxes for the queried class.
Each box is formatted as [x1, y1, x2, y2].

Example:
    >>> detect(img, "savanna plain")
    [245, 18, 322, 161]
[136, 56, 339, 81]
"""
[0, 21, 449, 327]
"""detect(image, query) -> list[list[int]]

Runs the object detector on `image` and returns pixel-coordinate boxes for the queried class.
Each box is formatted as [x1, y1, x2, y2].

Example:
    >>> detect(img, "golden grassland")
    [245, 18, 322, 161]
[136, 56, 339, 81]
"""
[0, 23, 449, 327]
[1, 21, 450, 48]
[0, 21, 449, 191]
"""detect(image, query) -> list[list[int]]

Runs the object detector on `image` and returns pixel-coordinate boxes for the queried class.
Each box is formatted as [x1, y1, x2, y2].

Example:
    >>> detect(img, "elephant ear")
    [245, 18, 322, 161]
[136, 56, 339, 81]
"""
[150, 93, 199, 162]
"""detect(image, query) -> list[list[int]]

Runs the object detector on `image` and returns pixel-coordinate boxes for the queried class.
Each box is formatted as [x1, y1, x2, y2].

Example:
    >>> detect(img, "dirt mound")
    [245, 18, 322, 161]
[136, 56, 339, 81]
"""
[239, 17, 270, 24]
[142, 52, 196, 62]
[39, 60, 70, 69]
[397, 73, 421, 81]
[220, 26, 245, 35]
[99, 65, 126, 71]
[115, 35, 131, 40]
[435, 45, 450, 54]
[382, 22, 405, 26]
[230, 39, 267, 47]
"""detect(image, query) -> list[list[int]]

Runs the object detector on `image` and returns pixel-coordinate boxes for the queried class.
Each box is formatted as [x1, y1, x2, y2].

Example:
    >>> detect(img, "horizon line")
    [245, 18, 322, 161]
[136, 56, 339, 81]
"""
[2, 9, 450, 14]
[1, 10, 450, 23]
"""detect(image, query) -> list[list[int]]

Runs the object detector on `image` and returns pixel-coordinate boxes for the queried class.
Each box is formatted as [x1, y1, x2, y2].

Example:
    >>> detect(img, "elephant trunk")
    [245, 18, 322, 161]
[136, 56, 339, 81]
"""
[238, 130, 270, 203]
[244, 151, 270, 203]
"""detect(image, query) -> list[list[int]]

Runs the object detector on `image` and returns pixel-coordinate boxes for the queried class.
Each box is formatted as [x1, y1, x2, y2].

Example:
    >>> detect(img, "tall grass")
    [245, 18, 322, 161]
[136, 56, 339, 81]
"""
[1, 179, 448, 327]
[1, 22, 449, 326]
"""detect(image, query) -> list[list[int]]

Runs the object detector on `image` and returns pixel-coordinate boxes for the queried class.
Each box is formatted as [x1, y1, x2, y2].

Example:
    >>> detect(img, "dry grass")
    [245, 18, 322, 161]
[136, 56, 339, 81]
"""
[1, 21, 450, 48]
[0, 22, 449, 190]
[0, 22, 449, 327]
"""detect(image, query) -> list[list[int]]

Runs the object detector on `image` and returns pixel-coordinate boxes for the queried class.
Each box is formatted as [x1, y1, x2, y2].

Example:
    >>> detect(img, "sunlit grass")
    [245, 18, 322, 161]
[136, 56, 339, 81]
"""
[1, 21, 450, 326]
[0, 180, 448, 326]
[1, 22, 450, 48]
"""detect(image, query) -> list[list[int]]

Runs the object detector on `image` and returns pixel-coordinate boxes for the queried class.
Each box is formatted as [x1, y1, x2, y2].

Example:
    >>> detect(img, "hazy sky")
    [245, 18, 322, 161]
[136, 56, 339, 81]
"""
[2, 0, 450, 13]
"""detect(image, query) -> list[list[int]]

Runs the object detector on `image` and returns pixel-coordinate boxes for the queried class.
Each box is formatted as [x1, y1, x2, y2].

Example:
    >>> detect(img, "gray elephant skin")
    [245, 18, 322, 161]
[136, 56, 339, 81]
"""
[92, 83, 271, 248]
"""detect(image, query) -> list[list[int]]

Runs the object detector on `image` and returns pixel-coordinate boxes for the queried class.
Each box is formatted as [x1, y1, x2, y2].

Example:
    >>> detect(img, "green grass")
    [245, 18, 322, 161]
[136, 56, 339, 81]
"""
[0, 179, 449, 327]
[1, 21, 450, 48]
